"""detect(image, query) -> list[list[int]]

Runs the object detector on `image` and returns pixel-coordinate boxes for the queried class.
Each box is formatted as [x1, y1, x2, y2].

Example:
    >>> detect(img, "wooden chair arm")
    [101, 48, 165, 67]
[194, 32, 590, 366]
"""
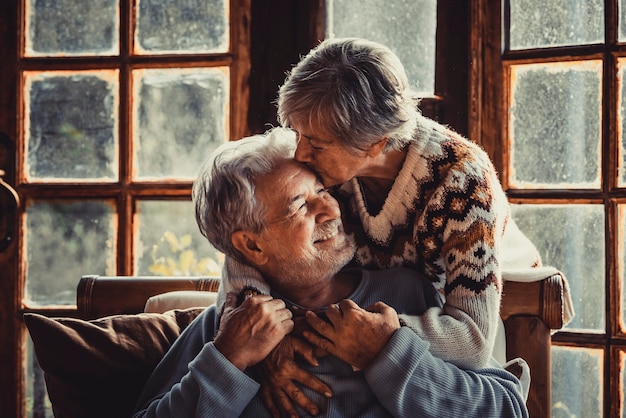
[500, 274, 565, 418]
[500, 274, 565, 330]
[77, 275, 221, 320]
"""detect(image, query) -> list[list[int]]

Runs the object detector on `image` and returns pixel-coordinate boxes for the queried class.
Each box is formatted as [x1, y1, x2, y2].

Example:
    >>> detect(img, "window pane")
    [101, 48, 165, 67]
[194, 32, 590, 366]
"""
[510, 204, 605, 332]
[508, 0, 603, 49]
[618, 0, 626, 41]
[24, 200, 116, 306]
[25, 0, 119, 57]
[327, 0, 436, 94]
[24, 71, 119, 182]
[616, 59, 626, 186]
[24, 335, 52, 418]
[134, 200, 224, 276]
[552, 346, 603, 417]
[618, 204, 626, 332]
[622, 350, 626, 418]
[132, 67, 228, 180]
[135, 0, 228, 54]
[508, 61, 602, 189]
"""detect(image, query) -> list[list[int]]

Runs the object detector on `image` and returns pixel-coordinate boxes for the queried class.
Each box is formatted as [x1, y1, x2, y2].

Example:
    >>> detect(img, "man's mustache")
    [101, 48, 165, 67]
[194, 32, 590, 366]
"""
[313, 219, 343, 242]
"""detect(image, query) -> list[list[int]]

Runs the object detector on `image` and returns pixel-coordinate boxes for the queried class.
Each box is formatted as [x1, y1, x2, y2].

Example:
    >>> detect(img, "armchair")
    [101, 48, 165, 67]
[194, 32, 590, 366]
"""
[78, 273, 566, 417]
[26, 273, 566, 418]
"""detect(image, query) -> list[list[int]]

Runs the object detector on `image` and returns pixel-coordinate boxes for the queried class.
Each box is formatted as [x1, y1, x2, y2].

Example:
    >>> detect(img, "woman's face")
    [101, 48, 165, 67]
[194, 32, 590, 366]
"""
[291, 121, 369, 187]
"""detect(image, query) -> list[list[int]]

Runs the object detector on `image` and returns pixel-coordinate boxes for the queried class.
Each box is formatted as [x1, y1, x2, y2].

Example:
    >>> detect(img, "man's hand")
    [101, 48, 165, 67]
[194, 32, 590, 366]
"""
[214, 292, 294, 370]
[303, 300, 401, 370]
[257, 335, 332, 417]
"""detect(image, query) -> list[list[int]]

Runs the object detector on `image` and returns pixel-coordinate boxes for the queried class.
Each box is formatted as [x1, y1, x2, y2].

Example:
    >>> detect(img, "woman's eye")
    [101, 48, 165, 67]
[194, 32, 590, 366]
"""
[308, 140, 325, 150]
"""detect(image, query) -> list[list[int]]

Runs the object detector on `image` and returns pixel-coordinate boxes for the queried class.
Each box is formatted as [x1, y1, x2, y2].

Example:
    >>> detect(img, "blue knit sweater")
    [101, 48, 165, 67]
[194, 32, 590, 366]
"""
[133, 268, 528, 417]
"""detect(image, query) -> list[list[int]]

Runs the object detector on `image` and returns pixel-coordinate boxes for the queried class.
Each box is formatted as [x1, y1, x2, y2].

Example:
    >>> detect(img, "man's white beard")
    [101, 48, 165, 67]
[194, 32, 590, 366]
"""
[272, 233, 356, 286]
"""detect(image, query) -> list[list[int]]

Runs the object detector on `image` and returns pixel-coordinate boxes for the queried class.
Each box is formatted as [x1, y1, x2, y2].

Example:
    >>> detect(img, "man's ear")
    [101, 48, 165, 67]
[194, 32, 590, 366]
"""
[231, 231, 269, 266]
[367, 137, 389, 157]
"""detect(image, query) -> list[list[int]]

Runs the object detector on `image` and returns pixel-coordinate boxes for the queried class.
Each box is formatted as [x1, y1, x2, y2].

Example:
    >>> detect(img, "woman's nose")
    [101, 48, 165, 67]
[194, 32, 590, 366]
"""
[294, 137, 312, 163]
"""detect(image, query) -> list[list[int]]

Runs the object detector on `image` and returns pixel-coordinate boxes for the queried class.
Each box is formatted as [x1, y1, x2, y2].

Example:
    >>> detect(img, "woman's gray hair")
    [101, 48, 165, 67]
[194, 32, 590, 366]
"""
[277, 37, 422, 152]
[192, 127, 297, 262]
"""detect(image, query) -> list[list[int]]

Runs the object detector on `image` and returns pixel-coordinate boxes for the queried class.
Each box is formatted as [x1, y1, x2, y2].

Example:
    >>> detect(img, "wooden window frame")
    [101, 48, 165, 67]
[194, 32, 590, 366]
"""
[12, 0, 252, 283]
[472, 1, 625, 416]
[1, 0, 256, 415]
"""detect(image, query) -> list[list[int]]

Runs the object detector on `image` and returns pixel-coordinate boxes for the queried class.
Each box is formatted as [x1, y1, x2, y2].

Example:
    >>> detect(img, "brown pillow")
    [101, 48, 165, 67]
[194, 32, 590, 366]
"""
[24, 308, 204, 418]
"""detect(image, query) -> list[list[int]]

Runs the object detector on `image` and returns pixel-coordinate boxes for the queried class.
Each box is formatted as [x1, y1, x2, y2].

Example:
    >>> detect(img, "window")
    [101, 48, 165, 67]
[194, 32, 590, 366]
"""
[475, 0, 622, 416]
[0, 0, 252, 416]
[326, 0, 437, 94]
[325, 0, 470, 133]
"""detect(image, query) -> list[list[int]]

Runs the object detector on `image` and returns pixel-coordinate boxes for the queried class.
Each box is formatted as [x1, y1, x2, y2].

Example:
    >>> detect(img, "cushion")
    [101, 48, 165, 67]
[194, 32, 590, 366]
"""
[24, 308, 204, 418]
[144, 290, 217, 313]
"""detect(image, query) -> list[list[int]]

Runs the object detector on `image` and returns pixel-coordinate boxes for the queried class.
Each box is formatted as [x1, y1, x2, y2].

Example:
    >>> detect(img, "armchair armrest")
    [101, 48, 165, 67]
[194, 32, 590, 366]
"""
[501, 274, 565, 329]
[501, 274, 566, 418]
[77, 275, 220, 320]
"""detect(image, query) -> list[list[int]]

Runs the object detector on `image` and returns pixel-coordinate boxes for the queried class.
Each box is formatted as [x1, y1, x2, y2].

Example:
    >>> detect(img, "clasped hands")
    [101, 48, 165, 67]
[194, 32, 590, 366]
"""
[215, 292, 401, 417]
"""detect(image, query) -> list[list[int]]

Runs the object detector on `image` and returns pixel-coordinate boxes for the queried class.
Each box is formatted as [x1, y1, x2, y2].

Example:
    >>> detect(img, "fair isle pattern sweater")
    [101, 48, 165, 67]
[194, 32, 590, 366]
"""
[332, 117, 516, 369]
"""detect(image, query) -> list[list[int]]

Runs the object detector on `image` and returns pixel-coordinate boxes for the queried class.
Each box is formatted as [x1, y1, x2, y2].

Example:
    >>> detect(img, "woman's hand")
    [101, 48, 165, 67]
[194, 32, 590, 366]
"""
[303, 300, 401, 370]
[257, 335, 332, 417]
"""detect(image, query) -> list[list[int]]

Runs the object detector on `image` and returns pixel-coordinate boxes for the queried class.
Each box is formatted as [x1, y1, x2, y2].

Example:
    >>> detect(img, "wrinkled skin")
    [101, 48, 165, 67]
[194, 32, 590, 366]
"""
[214, 293, 294, 371]
[256, 334, 332, 417]
[303, 299, 401, 370]
[257, 301, 401, 417]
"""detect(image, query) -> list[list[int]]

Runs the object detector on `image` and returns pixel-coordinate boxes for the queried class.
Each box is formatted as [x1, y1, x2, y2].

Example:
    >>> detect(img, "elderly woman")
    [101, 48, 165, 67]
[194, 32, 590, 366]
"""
[218, 37, 546, 415]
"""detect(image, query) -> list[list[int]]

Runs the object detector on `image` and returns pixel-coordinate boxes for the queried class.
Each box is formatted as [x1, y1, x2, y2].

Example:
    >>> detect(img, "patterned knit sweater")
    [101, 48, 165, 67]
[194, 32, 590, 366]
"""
[333, 117, 523, 369]
[218, 116, 543, 370]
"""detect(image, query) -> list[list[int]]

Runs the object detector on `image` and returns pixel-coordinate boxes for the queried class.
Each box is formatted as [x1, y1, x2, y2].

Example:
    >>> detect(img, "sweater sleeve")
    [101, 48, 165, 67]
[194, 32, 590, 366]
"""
[215, 256, 271, 311]
[133, 309, 260, 417]
[400, 141, 510, 369]
[364, 327, 529, 418]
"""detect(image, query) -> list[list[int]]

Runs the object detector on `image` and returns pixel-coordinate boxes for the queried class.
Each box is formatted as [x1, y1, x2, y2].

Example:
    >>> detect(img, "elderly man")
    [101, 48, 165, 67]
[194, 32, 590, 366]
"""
[132, 128, 529, 418]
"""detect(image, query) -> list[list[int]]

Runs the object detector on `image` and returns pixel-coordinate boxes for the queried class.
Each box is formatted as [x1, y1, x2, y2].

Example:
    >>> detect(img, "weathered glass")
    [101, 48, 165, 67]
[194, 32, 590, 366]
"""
[617, 204, 626, 333]
[24, 71, 119, 182]
[511, 204, 605, 332]
[327, 0, 436, 94]
[509, 0, 603, 49]
[24, 200, 116, 306]
[132, 67, 228, 180]
[551, 346, 603, 417]
[622, 351, 626, 418]
[617, 0, 626, 42]
[25, 336, 52, 418]
[616, 59, 626, 186]
[134, 200, 223, 276]
[25, 0, 119, 56]
[509, 61, 602, 188]
[135, 0, 228, 54]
